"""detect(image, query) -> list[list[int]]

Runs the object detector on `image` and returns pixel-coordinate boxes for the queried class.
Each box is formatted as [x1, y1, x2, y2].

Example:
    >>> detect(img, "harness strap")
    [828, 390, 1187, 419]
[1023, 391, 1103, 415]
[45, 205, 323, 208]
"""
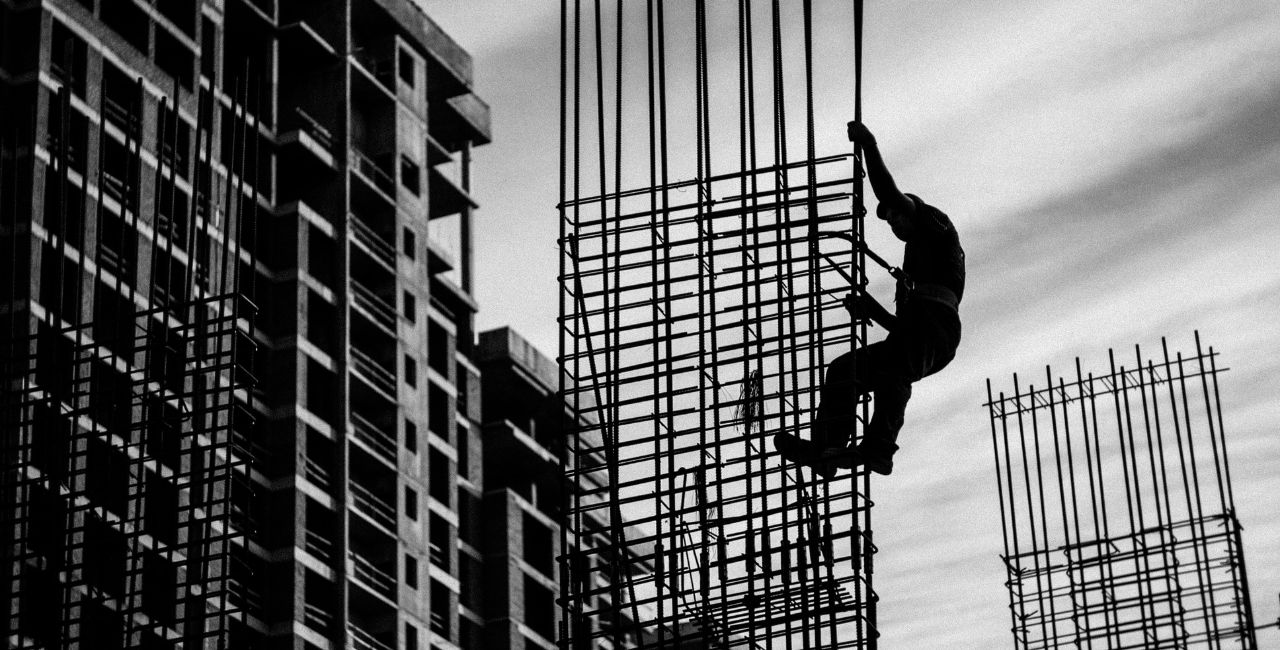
[905, 282, 959, 311]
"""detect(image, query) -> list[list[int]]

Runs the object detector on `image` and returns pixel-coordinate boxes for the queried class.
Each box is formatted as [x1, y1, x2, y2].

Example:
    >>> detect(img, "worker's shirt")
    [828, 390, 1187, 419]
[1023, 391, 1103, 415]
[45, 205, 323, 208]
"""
[895, 193, 966, 311]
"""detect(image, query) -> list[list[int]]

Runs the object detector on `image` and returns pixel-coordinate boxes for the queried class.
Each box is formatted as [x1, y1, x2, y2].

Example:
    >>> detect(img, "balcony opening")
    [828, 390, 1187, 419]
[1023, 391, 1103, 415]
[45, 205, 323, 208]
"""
[402, 227, 416, 259]
[305, 496, 337, 561]
[45, 89, 88, 174]
[142, 549, 177, 625]
[222, 0, 275, 126]
[41, 172, 85, 247]
[402, 290, 416, 323]
[405, 621, 419, 650]
[349, 311, 397, 393]
[305, 426, 335, 490]
[280, 0, 343, 49]
[81, 599, 123, 649]
[427, 319, 450, 376]
[200, 16, 217, 80]
[49, 20, 87, 98]
[429, 579, 451, 637]
[524, 575, 554, 641]
[349, 514, 396, 600]
[155, 27, 195, 90]
[101, 0, 149, 55]
[428, 512, 450, 570]
[306, 223, 337, 289]
[398, 47, 415, 88]
[100, 133, 140, 212]
[83, 516, 127, 595]
[350, 0, 397, 90]
[303, 568, 336, 636]
[404, 553, 418, 590]
[404, 485, 418, 521]
[156, 176, 190, 245]
[399, 154, 420, 196]
[350, 75, 396, 196]
[523, 512, 554, 578]
[306, 288, 338, 356]
[145, 470, 178, 545]
[84, 438, 129, 517]
[459, 553, 480, 611]
[348, 577, 397, 649]
[305, 357, 338, 425]
[428, 382, 450, 439]
[102, 60, 141, 136]
[404, 419, 418, 454]
[349, 378, 397, 456]
[156, 0, 197, 37]
[349, 444, 397, 530]
[428, 445, 450, 506]
[457, 489, 478, 546]
[456, 425, 469, 479]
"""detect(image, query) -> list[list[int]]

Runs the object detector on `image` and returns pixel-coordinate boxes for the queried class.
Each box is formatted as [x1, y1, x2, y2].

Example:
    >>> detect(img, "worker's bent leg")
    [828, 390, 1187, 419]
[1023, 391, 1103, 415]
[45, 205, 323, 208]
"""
[866, 379, 911, 450]
[813, 345, 879, 450]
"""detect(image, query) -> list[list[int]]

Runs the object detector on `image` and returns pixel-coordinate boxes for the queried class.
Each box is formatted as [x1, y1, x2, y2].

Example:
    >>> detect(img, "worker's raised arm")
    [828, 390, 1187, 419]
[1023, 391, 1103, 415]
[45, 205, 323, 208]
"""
[847, 121, 913, 216]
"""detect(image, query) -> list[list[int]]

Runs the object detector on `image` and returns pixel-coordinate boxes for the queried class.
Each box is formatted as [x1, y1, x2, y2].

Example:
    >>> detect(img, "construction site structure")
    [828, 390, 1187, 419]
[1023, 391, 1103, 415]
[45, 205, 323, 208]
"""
[476, 326, 661, 649]
[2, 0, 491, 648]
[558, 1, 884, 648]
[985, 334, 1260, 649]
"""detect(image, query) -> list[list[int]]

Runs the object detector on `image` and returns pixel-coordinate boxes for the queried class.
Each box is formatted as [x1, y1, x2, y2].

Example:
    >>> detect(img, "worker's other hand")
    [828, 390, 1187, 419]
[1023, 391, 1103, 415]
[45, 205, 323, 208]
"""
[842, 292, 872, 315]
[846, 121, 876, 146]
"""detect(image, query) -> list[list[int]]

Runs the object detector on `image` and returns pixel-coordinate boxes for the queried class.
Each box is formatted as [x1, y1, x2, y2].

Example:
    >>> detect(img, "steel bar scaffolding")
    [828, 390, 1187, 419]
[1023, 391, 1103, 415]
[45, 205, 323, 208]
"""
[2, 59, 262, 648]
[558, 1, 880, 648]
[985, 334, 1259, 649]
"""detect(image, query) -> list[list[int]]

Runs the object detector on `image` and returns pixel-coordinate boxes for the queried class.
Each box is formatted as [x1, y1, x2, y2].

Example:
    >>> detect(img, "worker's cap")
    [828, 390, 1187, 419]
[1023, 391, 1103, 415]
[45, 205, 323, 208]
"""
[876, 195, 918, 220]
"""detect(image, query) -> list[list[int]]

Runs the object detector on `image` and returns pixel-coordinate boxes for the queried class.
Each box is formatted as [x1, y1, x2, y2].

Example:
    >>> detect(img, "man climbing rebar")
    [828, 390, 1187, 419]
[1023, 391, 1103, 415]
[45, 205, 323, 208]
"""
[774, 121, 965, 476]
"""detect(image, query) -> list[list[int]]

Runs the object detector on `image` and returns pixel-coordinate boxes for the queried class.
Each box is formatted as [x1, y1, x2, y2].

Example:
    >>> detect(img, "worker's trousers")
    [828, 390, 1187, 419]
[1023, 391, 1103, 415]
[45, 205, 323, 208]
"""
[813, 302, 961, 451]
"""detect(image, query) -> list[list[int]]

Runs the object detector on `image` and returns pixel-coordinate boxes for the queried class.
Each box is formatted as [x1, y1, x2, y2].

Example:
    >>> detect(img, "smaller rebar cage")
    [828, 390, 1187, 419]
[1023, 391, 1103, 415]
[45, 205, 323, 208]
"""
[985, 334, 1258, 649]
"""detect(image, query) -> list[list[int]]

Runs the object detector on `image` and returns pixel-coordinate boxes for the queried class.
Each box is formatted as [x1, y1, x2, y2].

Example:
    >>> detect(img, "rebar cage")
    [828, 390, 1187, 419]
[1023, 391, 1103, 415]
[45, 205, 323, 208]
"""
[558, 1, 881, 648]
[985, 334, 1259, 649]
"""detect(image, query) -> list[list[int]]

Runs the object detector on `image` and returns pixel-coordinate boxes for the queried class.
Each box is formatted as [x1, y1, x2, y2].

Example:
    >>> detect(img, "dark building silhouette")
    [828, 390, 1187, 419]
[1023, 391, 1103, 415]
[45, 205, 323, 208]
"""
[475, 327, 658, 650]
[1, 0, 490, 648]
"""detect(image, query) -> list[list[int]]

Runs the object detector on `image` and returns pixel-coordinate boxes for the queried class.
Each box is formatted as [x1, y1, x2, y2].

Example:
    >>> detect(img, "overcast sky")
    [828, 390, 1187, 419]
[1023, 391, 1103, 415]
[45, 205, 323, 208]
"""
[421, 1, 1280, 646]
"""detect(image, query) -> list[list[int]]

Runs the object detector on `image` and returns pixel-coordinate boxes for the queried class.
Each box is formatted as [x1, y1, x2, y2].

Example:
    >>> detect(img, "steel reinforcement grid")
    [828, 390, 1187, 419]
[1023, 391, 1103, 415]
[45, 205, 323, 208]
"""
[985, 334, 1259, 649]
[557, 1, 885, 648]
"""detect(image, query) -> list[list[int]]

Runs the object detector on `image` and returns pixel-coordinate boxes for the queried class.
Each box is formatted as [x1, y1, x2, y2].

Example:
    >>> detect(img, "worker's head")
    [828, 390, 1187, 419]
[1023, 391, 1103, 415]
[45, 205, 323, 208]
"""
[877, 197, 916, 241]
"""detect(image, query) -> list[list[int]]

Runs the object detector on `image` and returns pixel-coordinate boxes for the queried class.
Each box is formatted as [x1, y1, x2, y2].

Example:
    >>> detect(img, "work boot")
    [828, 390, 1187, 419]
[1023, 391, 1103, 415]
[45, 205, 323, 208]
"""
[832, 439, 898, 476]
[773, 432, 842, 479]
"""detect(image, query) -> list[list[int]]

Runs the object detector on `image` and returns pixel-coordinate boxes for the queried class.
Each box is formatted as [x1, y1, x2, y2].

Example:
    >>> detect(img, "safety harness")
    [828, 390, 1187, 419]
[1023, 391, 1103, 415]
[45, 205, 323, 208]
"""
[817, 231, 959, 312]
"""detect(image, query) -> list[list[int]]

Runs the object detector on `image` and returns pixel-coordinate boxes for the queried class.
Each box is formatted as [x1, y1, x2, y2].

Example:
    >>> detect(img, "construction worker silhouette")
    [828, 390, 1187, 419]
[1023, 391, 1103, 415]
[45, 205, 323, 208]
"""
[774, 121, 964, 476]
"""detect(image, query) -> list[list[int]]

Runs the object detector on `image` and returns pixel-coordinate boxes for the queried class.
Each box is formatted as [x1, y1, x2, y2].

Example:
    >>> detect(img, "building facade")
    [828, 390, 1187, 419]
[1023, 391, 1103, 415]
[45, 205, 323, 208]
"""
[474, 327, 659, 650]
[1, 1, 489, 649]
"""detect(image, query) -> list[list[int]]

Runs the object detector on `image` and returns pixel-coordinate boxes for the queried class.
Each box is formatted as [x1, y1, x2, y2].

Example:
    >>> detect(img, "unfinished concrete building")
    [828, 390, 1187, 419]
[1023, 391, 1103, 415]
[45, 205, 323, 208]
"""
[476, 327, 659, 650]
[1, 0, 490, 648]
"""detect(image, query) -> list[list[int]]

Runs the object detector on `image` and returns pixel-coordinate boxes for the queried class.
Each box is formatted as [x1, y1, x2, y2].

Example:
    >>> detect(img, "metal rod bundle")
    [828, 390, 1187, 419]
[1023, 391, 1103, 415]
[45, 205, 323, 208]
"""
[558, 1, 882, 648]
[985, 334, 1259, 649]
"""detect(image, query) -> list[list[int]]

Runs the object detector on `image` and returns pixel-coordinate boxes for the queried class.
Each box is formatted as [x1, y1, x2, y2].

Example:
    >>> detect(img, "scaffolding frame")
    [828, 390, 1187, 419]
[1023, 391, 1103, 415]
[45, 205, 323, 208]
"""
[2, 49, 263, 647]
[985, 334, 1259, 649]
[558, 1, 882, 648]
